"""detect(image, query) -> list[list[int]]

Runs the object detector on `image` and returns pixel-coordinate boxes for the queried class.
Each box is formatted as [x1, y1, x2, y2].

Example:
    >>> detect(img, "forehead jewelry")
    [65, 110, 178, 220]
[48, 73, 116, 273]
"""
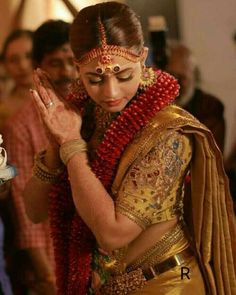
[74, 17, 144, 74]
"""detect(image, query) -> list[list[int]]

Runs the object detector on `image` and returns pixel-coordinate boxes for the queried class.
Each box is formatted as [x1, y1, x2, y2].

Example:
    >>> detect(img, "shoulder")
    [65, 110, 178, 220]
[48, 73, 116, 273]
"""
[149, 104, 204, 131]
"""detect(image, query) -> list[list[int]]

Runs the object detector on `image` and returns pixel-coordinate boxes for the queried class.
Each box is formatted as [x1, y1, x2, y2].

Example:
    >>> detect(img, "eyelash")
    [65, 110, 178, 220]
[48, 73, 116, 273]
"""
[88, 74, 133, 85]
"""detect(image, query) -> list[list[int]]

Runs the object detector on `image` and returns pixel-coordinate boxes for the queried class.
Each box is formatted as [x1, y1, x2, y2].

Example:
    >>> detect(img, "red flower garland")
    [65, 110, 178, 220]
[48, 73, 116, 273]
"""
[49, 70, 179, 294]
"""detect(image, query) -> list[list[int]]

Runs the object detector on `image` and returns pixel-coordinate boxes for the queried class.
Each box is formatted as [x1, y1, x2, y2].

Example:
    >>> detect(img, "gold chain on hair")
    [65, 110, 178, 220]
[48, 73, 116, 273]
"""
[74, 17, 144, 73]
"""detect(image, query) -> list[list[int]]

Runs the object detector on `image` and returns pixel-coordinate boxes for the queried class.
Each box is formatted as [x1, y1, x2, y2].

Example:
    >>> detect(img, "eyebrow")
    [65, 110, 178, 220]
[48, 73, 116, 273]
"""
[85, 67, 134, 77]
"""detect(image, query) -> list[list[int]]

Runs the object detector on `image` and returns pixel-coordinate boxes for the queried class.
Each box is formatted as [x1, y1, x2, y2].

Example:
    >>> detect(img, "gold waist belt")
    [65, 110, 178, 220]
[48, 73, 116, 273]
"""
[142, 246, 193, 280]
[100, 247, 194, 295]
[126, 222, 187, 272]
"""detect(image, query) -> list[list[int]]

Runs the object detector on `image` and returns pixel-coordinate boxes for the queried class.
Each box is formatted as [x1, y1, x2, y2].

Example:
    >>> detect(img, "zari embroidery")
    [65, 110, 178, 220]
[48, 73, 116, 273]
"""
[116, 130, 193, 228]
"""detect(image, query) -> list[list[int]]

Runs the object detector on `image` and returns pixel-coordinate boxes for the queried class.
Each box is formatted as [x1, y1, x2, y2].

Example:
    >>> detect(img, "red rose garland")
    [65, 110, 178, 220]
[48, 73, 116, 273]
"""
[49, 70, 179, 294]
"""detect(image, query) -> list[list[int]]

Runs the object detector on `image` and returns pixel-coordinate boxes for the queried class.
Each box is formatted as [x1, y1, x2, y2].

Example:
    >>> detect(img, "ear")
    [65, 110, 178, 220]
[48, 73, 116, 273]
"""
[141, 47, 149, 64]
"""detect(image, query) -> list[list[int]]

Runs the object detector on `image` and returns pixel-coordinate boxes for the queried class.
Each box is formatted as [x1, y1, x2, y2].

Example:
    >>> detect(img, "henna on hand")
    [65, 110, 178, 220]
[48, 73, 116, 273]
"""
[31, 69, 83, 145]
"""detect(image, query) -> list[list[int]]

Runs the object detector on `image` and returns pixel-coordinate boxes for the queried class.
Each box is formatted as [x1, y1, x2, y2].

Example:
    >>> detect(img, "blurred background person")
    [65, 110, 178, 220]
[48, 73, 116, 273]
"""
[0, 188, 13, 295]
[2, 19, 78, 295]
[0, 28, 34, 295]
[0, 133, 14, 295]
[166, 41, 226, 153]
[224, 31, 236, 211]
[0, 29, 33, 131]
[0, 57, 13, 133]
[0, 57, 13, 103]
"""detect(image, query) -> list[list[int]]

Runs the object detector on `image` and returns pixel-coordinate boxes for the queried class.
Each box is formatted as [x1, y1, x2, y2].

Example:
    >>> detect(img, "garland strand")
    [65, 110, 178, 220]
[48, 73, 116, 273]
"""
[49, 69, 179, 294]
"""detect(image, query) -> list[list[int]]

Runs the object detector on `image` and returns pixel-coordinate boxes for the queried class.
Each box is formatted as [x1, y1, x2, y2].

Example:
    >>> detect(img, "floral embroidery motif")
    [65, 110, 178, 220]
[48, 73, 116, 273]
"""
[116, 130, 193, 228]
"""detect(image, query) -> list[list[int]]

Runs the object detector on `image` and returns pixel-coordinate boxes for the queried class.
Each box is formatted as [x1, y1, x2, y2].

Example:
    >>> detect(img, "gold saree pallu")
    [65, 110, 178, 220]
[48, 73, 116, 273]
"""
[110, 105, 236, 294]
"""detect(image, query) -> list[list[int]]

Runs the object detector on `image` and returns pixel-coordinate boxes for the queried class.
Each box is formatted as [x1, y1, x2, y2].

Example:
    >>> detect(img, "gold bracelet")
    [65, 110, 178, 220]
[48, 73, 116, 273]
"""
[33, 150, 64, 184]
[59, 138, 87, 165]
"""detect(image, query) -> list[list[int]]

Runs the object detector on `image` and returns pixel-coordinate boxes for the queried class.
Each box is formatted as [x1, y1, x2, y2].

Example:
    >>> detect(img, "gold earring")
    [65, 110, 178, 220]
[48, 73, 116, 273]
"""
[139, 66, 157, 90]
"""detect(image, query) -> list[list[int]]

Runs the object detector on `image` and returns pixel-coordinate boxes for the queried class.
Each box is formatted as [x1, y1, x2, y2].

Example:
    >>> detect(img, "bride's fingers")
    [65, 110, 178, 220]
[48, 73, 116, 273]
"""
[33, 70, 61, 106]
[33, 74, 57, 107]
[36, 68, 56, 93]
[30, 89, 48, 117]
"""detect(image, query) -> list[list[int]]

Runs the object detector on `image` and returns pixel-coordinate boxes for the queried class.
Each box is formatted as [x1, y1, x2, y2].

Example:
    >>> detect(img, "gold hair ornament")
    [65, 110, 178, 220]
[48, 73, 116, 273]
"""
[74, 17, 144, 74]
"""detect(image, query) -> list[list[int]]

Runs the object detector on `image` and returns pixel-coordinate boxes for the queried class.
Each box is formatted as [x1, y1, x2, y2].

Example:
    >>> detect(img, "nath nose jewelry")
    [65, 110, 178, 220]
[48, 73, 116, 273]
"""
[45, 101, 54, 108]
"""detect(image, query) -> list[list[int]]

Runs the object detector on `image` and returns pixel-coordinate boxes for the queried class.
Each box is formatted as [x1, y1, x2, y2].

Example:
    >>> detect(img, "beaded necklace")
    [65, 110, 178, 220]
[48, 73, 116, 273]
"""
[49, 69, 179, 294]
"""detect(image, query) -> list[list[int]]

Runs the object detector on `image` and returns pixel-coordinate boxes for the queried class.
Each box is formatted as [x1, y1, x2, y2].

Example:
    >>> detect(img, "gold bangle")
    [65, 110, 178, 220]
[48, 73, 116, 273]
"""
[33, 150, 64, 184]
[59, 138, 87, 165]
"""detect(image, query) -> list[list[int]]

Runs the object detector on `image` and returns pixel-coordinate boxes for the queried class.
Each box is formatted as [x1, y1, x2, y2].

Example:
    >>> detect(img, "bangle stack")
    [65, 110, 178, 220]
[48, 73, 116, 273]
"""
[33, 150, 64, 184]
[59, 138, 87, 165]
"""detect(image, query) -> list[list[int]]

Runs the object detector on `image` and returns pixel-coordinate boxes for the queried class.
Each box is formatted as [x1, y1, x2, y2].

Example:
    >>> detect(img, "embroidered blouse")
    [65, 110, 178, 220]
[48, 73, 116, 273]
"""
[116, 130, 193, 229]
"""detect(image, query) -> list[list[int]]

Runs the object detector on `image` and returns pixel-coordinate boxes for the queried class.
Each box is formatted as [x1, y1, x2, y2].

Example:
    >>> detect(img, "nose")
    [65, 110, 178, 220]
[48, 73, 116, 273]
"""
[102, 76, 119, 99]
[19, 57, 32, 71]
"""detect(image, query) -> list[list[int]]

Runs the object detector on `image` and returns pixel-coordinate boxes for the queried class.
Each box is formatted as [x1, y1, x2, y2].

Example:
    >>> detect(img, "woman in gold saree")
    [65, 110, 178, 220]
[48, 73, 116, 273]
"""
[23, 2, 235, 294]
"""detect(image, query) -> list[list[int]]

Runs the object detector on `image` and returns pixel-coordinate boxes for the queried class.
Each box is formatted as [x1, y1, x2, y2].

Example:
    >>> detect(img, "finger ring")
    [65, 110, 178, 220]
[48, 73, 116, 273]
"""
[45, 101, 54, 108]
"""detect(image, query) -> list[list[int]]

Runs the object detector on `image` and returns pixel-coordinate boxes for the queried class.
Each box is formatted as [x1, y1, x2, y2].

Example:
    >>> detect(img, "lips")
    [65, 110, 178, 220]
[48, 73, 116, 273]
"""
[104, 98, 123, 107]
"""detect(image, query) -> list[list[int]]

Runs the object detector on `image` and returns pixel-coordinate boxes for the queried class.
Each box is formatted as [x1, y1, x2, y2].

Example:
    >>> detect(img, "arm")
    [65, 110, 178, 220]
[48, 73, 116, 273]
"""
[27, 248, 55, 295]
[67, 151, 142, 251]
[23, 145, 61, 223]
[30, 69, 143, 251]
[3, 116, 56, 294]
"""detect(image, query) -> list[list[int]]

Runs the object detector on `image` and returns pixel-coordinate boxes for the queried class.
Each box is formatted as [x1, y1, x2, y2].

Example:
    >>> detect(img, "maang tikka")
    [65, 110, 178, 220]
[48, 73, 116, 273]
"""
[74, 17, 144, 74]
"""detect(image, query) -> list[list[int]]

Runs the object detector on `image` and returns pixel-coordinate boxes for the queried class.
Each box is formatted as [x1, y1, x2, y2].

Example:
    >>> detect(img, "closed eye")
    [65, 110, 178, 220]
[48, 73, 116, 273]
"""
[88, 77, 103, 84]
[117, 74, 133, 82]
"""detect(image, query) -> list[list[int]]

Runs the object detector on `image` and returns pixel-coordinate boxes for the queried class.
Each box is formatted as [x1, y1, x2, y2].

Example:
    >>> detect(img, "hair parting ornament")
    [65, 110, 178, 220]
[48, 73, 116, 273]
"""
[74, 17, 144, 74]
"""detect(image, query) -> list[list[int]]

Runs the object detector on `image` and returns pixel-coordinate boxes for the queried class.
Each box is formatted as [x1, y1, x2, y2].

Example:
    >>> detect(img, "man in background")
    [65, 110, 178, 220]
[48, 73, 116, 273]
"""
[166, 42, 225, 152]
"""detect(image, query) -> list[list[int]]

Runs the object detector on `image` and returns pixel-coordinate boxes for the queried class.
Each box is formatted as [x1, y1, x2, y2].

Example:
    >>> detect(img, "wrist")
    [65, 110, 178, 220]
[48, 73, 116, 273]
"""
[59, 138, 87, 165]
[59, 136, 83, 146]
[44, 146, 61, 169]
[33, 150, 64, 184]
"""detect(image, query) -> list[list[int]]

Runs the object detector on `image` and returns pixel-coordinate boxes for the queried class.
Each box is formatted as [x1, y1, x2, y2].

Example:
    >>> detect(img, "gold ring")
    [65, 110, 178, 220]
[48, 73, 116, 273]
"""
[45, 101, 54, 108]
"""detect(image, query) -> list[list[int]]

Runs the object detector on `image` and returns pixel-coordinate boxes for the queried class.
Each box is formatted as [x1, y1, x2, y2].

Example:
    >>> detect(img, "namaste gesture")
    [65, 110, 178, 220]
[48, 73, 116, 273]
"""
[31, 68, 83, 145]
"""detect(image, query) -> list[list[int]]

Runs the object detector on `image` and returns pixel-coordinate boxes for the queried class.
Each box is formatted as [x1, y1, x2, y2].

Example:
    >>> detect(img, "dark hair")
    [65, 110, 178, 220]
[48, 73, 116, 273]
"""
[70, 1, 144, 60]
[1, 29, 33, 60]
[33, 20, 70, 64]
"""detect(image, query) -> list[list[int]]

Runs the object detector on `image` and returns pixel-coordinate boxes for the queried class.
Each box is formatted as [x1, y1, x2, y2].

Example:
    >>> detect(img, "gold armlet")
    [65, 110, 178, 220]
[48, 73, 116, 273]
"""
[33, 150, 64, 184]
[59, 138, 87, 165]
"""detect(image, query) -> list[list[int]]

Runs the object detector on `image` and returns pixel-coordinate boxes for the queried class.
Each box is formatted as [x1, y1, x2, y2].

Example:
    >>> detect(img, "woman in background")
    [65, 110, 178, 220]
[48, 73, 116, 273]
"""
[0, 29, 33, 130]
[24, 2, 235, 294]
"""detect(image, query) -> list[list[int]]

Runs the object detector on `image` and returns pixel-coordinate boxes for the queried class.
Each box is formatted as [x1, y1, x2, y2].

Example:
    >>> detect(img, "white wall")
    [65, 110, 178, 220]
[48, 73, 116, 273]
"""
[178, 0, 236, 158]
